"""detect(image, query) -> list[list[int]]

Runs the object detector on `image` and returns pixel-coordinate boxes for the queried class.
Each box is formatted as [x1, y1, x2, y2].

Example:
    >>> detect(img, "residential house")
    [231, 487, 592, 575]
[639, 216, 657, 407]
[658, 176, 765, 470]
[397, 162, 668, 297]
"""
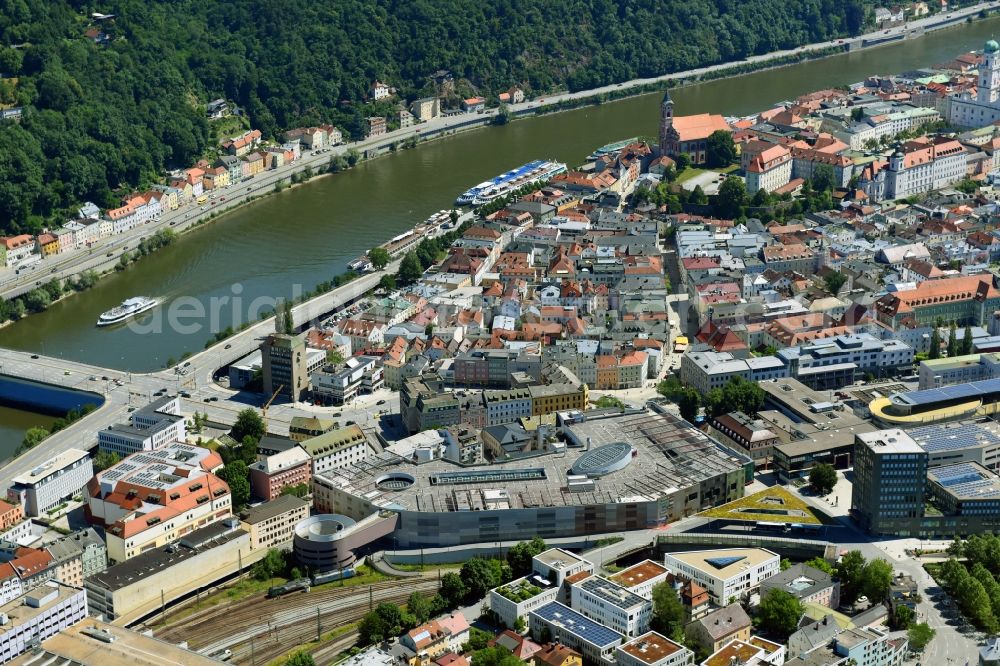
[370, 81, 391, 100]
[366, 117, 387, 138]
[410, 97, 441, 122]
[463, 97, 487, 112]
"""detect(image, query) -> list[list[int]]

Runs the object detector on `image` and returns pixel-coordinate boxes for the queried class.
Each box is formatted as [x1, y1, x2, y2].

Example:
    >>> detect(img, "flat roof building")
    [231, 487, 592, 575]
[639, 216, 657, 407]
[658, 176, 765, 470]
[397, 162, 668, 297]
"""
[240, 494, 310, 550]
[663, 549, 780, 605]
[571, 575, 652, 638]
[97, 395, 184, 457]
[617, 632, 694, 666]
[869, 377, 1000, 426]
[7, 449, 93, 518]
[918, 352, 1000, 390]
[532, 548, 594, 588]
[249, 445, 312, 501]
[529, 601, 623, 665]
[0, 582, 87, 664]
[757, 378, 875, 481]
[316, 407, 750, 548]
[85, 521, 251, 623]
[608, 560, 670, 600]
[927, 462, 1000, 522]
[907, 420, 1000, 472]
[8, 620, 225, 665]
[851, 430, 927, 536]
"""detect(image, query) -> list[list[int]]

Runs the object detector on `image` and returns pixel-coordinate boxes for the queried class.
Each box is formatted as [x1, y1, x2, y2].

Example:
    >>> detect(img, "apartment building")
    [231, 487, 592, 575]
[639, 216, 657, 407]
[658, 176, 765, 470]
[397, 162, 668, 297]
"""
[249, 445, 312, 501]
[617, 632, 694, 666]
[530, 601, 624, 665]
[87, 444, 231, 563]
[570, 576, 653, 638]
[97, 395, 185, 457]
[663, 549, 779, 605]
[300, 425, 373, 475]
[240, 495, 310, 550]
[608, 560, 671, 600]
[7, 449, 93, 518]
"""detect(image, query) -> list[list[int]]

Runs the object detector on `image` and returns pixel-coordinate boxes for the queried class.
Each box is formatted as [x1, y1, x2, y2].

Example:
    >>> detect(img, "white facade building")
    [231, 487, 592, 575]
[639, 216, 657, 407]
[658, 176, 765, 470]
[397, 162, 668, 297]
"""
[680, 351, 788, 395]
[97, 396, 185, 457]
[608, 560, 671, 600]
[571, 576, 653, 638]
[6, 449, 93, 518]
[951, 40, 1000, 128]
[0, 582, 87, 664]
[663, 549, 780, 605]
[745, 144, 792, 194]
[300, 425, 373, 475]
[489, 575, 560, 629]
[885, 137, 966, 200]
[617, 632, 694, 666]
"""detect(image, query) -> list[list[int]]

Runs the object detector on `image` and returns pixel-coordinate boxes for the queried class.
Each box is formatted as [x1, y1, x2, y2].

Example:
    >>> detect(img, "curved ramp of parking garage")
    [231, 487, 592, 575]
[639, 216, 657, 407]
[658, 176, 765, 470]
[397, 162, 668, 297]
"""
[370, 552, 422, 578]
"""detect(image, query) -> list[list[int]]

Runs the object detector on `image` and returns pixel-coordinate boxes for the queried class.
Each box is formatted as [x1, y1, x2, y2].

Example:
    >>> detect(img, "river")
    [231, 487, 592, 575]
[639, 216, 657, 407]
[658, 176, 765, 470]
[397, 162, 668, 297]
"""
[1, 16, 999, 442]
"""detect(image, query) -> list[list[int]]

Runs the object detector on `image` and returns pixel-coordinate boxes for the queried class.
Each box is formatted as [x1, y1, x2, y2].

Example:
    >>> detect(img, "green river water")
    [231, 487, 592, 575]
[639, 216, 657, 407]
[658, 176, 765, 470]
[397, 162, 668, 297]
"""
[2, 17, 1000, 444]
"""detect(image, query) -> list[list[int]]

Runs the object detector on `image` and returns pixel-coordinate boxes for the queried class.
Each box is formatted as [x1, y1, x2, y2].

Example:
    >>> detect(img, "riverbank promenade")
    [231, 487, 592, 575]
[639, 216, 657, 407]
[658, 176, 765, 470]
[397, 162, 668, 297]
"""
[0, 256, 401, 489]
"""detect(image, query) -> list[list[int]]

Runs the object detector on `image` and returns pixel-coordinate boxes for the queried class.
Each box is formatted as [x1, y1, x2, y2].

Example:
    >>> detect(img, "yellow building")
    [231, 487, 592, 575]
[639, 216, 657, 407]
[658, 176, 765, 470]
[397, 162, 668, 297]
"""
[244, 152, 265, 176]
[528, 382, 588, 416]
[534, 644, 583, 666]
[156, 189, 179, 211]
[239, 495, 310, 550]
[203, 166, 230, 190]
[37, 233, 59, 257]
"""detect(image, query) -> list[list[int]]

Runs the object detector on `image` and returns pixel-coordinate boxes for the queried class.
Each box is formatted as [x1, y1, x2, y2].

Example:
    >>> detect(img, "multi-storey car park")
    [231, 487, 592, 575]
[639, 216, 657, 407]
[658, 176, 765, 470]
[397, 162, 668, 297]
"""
[869, 377, 1000, 426]
[312, 407, 751, 549]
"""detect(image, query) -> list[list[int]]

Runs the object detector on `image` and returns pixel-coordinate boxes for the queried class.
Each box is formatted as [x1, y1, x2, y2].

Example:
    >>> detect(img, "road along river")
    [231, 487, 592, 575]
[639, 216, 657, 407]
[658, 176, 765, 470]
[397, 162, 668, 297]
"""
[1, 15, 999, 442]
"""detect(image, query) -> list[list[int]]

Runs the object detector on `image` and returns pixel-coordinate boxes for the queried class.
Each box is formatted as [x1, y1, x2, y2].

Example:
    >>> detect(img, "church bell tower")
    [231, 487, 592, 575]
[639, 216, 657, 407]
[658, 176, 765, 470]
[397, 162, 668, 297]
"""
[978, 39, 1000, 105]
[659, 89, 674, 156]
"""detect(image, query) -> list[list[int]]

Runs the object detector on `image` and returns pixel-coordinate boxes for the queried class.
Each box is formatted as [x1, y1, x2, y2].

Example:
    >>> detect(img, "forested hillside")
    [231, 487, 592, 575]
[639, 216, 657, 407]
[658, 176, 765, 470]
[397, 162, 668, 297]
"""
[0, 0, 902, 234]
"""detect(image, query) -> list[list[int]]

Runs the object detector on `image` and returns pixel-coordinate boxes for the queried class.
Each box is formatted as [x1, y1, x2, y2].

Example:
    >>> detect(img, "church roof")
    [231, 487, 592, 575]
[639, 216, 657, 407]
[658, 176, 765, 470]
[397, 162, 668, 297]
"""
[668, 113, 731, 143]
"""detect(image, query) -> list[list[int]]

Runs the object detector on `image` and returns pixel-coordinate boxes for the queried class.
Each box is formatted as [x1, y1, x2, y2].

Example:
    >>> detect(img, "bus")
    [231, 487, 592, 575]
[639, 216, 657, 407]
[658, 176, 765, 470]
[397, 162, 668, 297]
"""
[790, 523, 823, 534]
[196, 194, 208, 205]
[755, 521, 790, 533]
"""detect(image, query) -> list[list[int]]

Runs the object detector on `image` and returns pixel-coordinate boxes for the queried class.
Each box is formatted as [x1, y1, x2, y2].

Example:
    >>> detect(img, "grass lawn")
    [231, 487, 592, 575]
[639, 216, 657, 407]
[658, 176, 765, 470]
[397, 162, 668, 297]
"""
[313, 564, 390, 590]
[675, 167, 709, 184]
[266, 622, 360, 666]
[700, 486, 829, 525]
[391, 562, 463, 572]
[675, 163, 740, 184]
[156, 576, 289, 626]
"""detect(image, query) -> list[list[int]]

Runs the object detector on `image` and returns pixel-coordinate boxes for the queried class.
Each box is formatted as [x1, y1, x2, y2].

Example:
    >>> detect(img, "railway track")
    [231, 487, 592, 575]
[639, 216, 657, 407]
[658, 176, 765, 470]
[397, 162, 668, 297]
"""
[152, 576, 440, 664]
[154, 577, 427, 642]
[226, 582, 439, 665]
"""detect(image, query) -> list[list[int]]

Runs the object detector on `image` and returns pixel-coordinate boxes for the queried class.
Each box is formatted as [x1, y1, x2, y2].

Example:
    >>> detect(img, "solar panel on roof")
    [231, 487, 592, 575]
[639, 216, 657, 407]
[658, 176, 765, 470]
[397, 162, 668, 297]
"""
[532, 602, 622, 646]
[899, 377, 1000, 406]
[910, 422, 994, 452]
[705, 556, 746, 569]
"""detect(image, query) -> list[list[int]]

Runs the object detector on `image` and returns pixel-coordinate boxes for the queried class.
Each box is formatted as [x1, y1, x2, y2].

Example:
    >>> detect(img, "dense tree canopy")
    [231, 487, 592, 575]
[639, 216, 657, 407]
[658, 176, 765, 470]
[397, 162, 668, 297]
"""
[809, 463, 837, 495]
[756, 589, 803, 638]
[0, 0, 874, 234]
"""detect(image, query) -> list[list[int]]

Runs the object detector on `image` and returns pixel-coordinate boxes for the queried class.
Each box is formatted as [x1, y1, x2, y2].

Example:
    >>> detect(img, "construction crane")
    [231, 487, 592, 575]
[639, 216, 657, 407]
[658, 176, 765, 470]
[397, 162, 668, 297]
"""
[262, 385, 283, 434]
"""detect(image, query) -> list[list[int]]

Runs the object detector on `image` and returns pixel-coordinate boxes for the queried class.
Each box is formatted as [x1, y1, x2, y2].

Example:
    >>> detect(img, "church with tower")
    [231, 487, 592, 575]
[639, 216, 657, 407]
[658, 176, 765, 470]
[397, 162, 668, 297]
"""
[950, 39, 1000, 128]
[658, 89, 731, 164]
